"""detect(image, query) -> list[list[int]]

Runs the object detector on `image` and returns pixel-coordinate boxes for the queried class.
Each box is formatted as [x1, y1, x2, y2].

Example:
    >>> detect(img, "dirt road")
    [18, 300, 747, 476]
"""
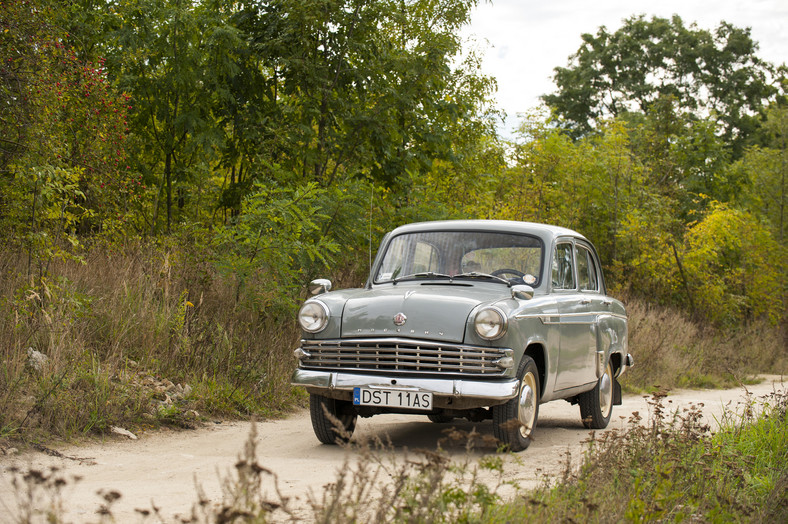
[1, 376, 785, 523]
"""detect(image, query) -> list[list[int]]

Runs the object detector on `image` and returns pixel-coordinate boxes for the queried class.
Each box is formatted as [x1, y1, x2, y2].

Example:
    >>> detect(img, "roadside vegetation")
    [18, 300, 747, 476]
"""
[6, 389, 786, 522]
[1, 0, 786, 449]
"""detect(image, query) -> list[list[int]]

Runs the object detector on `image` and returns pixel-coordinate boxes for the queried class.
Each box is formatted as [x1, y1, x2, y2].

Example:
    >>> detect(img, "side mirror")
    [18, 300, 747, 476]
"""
[308, 279, 332, 296]
[511, 285, 534, 300]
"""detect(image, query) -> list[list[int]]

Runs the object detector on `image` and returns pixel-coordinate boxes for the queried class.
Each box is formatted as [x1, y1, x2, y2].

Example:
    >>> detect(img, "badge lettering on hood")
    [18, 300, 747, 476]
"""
[393, 312, 407, 326]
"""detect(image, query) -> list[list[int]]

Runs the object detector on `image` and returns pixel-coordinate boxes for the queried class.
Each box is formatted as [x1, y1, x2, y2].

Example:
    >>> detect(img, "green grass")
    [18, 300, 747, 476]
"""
[491, 390, 788, 523]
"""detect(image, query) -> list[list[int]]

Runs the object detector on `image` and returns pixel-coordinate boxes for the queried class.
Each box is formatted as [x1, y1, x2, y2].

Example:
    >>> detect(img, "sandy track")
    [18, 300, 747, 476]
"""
[1, 376, 785, 523]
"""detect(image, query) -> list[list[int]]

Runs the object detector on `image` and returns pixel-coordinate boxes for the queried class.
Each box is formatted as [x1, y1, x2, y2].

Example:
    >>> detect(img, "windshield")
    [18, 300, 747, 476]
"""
[374, 230, 543, 286]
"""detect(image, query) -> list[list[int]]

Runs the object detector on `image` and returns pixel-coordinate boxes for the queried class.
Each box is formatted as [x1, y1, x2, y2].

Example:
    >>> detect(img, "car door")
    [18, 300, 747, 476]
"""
[575, 242, 610, 383]
[553, 239, 597, 390]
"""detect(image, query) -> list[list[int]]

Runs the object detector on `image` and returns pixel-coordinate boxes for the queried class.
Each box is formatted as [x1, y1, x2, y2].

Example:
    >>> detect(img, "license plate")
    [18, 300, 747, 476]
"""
[353, 387, 433, 410]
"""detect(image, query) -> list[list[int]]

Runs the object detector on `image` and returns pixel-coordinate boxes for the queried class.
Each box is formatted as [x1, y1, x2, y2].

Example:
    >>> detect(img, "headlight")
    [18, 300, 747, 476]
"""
[474, 306, 508, 340]
[298, 300, 329, 333]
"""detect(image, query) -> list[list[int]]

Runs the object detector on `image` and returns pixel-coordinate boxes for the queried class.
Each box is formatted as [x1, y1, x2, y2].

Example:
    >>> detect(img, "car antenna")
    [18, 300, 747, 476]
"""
[368, 184, 373, 273]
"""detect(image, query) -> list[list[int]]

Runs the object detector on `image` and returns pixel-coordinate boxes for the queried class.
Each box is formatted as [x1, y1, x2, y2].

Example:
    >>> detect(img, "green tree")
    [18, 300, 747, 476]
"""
[543, 15, 777, 157]
[106, 0, 223, 233]
[732, 105, 788, 244]
[234, 0, 490, 190]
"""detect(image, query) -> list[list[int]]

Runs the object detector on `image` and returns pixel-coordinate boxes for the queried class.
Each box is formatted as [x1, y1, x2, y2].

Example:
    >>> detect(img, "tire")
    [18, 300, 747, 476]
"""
[493, 356, 540, 452]
[427, 414, 454, 423]
[310, 394, 358, 445]
[579, 360, 614, 429]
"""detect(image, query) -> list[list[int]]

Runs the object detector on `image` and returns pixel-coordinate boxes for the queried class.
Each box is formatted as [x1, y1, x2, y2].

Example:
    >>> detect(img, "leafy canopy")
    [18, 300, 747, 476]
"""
[543, 15, 777, 157]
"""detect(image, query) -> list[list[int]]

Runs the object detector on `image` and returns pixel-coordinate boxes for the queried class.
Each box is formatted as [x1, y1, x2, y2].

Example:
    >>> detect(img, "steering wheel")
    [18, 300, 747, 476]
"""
[491, 268, 526, 279]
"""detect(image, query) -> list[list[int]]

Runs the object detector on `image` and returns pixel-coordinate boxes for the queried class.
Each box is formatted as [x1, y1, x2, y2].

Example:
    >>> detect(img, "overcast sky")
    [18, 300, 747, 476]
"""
[462, 0, 788, 137]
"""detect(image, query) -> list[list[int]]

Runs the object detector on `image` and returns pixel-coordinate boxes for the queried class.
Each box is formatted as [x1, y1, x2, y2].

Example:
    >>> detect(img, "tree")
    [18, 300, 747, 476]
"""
[681, 203, 784, 324]
[106, 0, 224, 234]
[234, 0, 490, 189]
[0, 0, 141, 256]
[543, 15, 777, 157]
[731, 105, 788, 244]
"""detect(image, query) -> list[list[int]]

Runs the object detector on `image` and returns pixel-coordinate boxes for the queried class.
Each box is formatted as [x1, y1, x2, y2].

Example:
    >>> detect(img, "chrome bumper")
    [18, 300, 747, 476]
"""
[616, 353, 635, 378]
[291, 368, 520, 401]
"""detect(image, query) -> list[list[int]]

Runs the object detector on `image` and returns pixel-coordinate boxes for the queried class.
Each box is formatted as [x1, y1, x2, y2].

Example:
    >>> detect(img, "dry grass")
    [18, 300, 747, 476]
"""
[623, 297, 787, 392]
[0, 243, 305, 444]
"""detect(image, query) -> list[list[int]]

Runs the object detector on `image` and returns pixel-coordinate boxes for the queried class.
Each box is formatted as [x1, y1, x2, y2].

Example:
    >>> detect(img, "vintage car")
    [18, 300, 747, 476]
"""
[291, 220, 633, 451]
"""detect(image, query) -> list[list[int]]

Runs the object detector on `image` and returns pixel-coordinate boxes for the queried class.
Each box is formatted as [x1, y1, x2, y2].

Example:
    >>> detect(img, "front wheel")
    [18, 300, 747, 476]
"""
[492, 356, 540, 451]
[578, 361, 614, 429]
[310, 394, 358, 444]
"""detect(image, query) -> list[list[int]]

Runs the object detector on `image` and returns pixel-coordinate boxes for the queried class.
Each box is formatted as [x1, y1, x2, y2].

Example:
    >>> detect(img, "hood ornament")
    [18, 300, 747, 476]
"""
[393, 312, 407, 326]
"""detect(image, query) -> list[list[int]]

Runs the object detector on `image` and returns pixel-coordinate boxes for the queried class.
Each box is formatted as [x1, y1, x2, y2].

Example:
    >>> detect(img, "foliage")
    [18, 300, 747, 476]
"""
[500, 105, 786, 326]
[214, 180, 339, 315]
[682, 203, 785, 324]
[731, 105, 788, 244]
[543, 14, 777, 157]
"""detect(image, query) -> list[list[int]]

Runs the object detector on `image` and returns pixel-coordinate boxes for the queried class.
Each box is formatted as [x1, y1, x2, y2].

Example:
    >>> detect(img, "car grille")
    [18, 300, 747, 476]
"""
[298, 338, 511, 376]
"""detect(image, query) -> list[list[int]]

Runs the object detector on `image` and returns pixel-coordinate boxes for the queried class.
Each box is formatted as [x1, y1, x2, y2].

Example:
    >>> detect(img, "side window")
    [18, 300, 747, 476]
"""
[577, 246, 599, 292]
[552, 243, 575, 290]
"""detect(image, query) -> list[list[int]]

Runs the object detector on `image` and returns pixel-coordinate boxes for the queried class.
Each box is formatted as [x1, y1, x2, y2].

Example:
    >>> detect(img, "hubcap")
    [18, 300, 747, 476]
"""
[517, 372, 538, 438]
[599, 363, 613, 418]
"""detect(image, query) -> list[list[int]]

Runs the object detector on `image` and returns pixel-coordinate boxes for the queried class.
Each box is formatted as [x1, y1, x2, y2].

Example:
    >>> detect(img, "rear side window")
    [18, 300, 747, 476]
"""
[576, 246, 599, 292]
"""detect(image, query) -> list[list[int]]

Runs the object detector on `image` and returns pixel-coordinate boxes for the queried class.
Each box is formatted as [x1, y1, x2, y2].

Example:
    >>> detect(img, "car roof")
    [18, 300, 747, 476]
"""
[388, 219, 587, 244]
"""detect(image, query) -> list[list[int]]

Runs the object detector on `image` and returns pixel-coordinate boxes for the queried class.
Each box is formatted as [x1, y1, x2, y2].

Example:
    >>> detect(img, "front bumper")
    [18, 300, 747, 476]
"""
[291, 368, 520, 403]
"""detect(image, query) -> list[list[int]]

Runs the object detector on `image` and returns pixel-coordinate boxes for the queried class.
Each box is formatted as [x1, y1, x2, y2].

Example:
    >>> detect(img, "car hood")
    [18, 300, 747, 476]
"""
[340, 284, 507, 343]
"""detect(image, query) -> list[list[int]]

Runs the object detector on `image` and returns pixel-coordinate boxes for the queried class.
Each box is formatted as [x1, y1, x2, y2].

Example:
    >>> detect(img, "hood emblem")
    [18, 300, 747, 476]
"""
[393, 312, 407, 326]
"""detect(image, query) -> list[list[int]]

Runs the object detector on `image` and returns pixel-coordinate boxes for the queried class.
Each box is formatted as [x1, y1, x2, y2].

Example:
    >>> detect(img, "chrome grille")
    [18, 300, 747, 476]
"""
[298, 338, 511, 376]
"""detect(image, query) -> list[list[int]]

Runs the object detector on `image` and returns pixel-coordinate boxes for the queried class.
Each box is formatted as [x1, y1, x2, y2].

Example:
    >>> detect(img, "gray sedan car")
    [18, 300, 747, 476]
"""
[292, 220, 633, 451]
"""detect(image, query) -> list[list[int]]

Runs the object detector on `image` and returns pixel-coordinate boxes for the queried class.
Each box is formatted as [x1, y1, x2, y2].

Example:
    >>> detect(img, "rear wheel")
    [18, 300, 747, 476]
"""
[310, 394, 358, 444]
[578, 361, 614, 429]
[493, 356, 540, 451]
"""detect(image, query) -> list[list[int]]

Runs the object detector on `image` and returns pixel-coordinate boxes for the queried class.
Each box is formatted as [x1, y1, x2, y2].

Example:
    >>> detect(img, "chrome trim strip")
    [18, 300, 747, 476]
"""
[515, 312, 627, 322]
[291, 368, 520, 400]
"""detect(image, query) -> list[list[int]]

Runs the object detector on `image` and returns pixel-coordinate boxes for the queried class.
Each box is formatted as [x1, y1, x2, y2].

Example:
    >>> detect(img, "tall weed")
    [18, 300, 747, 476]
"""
[623, 297, 786, 391]
[0, 242, 308, 443]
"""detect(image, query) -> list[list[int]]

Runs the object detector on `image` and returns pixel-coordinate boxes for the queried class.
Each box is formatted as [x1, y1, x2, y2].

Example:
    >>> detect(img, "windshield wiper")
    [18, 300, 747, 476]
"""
[453, 272, 511, 286]
[393, 272, 453, 284]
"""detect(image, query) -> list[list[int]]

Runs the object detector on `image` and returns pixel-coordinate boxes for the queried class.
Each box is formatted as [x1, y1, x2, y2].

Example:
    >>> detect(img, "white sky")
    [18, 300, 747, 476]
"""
[462, 0, 788, 137]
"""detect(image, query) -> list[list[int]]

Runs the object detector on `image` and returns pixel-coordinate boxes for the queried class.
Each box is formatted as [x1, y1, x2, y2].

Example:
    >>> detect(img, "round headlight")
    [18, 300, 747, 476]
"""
[474, 306, 508, 340]
[298, 300, 329, 333]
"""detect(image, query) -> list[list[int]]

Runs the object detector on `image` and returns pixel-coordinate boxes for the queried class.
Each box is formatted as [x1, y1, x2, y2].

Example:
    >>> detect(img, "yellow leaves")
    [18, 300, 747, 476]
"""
[681, 202, 785, 324]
